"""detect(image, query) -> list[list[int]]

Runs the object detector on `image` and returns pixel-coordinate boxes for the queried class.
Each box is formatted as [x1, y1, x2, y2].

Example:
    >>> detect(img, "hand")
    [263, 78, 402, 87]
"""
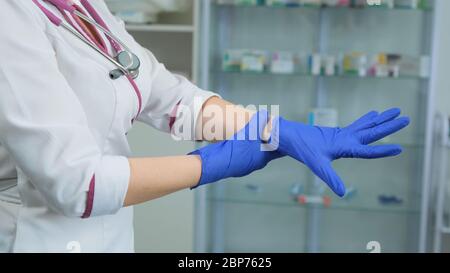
[269, 108, 410, 197]
[189, 110, 283, 187]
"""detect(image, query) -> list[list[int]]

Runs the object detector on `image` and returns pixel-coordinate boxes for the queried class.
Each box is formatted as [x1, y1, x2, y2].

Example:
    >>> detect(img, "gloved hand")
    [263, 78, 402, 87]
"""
[268, 108, 410, 197]
[189, 110, 283, 187]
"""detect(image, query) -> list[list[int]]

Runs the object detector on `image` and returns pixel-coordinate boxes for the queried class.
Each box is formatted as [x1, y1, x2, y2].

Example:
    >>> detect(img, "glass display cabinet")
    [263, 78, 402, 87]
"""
[195, 0, 441, 253]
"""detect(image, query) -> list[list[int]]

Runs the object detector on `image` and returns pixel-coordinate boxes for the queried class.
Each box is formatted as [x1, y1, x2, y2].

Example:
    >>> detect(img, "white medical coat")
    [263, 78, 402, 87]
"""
[0, 0, 216, 252]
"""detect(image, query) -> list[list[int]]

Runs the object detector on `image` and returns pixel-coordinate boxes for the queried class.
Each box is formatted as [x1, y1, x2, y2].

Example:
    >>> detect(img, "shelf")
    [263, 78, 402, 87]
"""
[219, 70, 429, 81]
[125, 24, 195, 33]
[216, 3, 432, 12]
[208, 197, 420, 215]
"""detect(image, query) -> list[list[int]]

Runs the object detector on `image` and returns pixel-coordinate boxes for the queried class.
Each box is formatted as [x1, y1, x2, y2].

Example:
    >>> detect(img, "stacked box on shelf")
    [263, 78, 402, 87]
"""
[223, 49, 269, 72]
[222, 49, 430, 78]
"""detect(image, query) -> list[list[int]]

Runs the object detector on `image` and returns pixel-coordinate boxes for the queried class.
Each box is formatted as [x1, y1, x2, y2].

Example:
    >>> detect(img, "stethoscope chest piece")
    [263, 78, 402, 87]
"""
[109, 51, 141, 80]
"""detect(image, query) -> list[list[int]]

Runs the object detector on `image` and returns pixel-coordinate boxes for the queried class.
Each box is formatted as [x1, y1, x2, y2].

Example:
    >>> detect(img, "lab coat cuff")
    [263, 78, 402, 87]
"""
[90, 156, 130, 217]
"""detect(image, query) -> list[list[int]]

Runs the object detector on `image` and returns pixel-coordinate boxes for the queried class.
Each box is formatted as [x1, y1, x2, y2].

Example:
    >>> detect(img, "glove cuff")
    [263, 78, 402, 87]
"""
[188, 149, 210, 189]
[189, 110, 273, 189]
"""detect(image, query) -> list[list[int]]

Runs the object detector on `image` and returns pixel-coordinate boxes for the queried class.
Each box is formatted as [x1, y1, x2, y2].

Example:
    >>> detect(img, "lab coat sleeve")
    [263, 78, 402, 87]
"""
[137, 49, 220, 140]
[0, 1, 130, 218]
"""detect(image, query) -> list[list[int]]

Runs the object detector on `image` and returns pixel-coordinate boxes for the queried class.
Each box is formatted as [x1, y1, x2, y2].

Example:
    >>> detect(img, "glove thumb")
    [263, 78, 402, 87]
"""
[310, 159, 346, 197]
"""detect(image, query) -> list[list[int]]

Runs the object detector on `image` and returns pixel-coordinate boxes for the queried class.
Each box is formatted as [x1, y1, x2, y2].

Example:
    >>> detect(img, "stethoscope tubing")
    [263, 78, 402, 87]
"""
[44, 0, 132, 54]
[73, 11, 133, 55]
[35, 0, 138, 78]
[60, 21, 130, 76]
[33, 0, 143, 119]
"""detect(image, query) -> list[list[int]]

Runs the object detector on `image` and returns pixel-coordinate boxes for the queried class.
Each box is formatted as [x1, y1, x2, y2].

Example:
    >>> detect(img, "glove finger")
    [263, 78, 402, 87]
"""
[373, 108, 401, 126]
[360, 117, 410, 144]
[308, 160, 346, 197]
[352, 144, 403, 159]
[347, 111, 378, 131]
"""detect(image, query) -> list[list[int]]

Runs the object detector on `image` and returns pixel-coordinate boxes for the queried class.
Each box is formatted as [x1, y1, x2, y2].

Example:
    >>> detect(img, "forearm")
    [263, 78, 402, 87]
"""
[124, 155, 201, 207]
[123, 97, 268, 207]
[196, 96, 255, 141]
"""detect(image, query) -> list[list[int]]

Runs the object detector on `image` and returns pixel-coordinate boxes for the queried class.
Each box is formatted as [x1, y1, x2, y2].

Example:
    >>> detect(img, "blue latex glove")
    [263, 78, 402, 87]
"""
[189, 110, 282, 187]
[268, 108, 410, 197]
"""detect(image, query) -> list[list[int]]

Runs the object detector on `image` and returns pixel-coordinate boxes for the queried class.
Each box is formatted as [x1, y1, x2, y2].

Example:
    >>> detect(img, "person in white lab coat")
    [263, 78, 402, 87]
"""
[0, 0, 410, 253]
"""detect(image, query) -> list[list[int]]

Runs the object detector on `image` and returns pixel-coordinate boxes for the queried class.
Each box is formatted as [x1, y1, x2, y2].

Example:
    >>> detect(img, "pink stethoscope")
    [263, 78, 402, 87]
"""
[32, 0, 142, 117]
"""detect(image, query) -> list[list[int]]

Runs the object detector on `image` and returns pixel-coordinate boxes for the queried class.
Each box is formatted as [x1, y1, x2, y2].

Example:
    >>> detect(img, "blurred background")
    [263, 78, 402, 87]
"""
[104, 0, 450, 253]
